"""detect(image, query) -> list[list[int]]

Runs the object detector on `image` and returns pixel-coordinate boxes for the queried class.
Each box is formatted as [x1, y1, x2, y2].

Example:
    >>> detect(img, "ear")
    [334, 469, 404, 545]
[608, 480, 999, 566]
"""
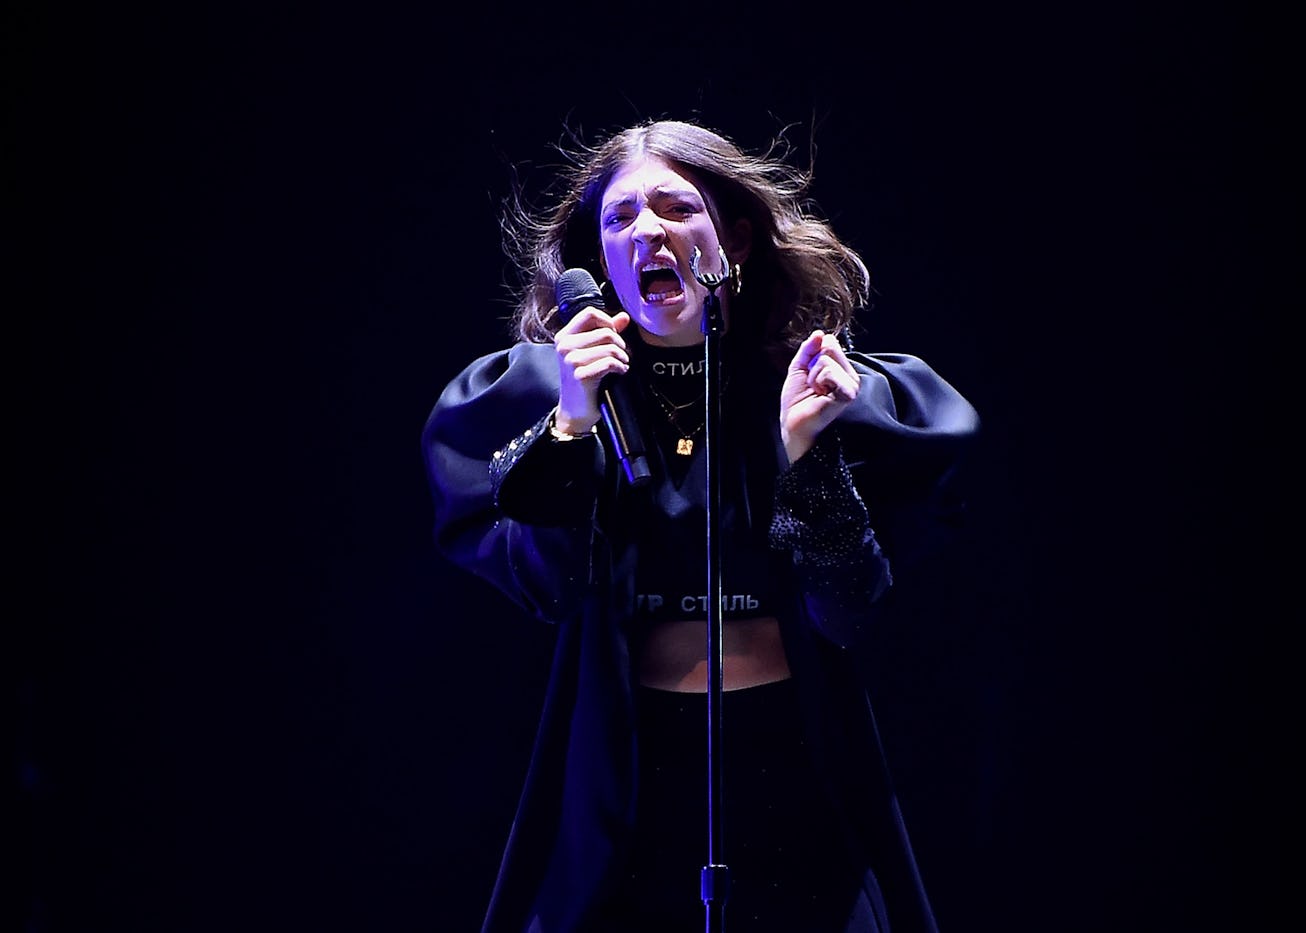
[724, 218, 753, 264]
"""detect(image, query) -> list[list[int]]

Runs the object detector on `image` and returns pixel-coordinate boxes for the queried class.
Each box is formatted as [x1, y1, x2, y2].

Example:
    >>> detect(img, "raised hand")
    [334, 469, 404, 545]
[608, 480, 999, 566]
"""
[553, 305, 632, 435]
[779, 329, 861, 463]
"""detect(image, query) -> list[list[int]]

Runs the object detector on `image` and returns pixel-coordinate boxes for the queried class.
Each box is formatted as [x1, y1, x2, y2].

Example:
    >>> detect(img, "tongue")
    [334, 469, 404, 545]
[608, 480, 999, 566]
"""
[643, 269, 681, 297]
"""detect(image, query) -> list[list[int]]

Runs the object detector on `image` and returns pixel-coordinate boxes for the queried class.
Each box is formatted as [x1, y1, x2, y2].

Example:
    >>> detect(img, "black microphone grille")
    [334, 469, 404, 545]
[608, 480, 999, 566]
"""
[556, 268, 605, 322]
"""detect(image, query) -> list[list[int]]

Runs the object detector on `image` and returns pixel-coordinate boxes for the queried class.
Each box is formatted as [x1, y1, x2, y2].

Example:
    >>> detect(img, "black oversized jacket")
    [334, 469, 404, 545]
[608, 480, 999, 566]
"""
[422, 340, 980, 932]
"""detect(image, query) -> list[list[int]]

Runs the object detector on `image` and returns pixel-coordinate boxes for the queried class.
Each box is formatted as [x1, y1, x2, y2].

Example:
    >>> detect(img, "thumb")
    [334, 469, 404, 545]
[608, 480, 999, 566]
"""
[791, 330, 825, 372]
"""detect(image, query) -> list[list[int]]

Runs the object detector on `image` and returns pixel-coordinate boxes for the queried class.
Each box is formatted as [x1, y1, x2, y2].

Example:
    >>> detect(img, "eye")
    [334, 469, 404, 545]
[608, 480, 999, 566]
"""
[602, 208, 634, 228]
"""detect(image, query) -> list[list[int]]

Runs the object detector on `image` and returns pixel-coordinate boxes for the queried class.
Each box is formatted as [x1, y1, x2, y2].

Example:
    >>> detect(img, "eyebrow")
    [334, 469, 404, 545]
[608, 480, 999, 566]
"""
[601, 186, 705, 211]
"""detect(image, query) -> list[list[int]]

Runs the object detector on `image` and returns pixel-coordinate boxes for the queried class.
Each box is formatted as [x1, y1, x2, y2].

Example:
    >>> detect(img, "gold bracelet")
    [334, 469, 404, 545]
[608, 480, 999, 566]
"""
[547, 409, 595, 442]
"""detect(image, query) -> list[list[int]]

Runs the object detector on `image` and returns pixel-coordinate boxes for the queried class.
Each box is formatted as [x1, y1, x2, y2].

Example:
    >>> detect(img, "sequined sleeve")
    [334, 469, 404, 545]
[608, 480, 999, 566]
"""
[421, 342, 603, 623]
[769, 430, 893, 647]
[490, 409, 603, 526]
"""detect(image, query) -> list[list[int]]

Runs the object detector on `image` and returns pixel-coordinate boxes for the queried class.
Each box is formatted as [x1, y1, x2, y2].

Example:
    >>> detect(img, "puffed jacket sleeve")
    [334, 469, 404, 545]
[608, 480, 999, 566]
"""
[769, 352, 980, 647]
[420, 342, 607, 623]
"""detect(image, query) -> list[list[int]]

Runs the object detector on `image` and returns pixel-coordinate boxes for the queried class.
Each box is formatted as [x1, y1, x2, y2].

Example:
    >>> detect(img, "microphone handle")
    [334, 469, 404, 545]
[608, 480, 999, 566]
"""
[599, 376, 652, 488]
[553, 270, 652, 488]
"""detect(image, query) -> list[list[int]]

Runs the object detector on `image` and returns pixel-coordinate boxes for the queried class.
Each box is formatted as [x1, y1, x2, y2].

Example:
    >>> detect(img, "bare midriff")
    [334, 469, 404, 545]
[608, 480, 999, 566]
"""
[637, 616, 792, 692]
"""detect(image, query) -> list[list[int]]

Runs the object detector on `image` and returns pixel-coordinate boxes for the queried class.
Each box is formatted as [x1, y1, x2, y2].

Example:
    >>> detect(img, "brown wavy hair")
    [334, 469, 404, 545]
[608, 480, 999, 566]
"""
[501, 119, 871, 367]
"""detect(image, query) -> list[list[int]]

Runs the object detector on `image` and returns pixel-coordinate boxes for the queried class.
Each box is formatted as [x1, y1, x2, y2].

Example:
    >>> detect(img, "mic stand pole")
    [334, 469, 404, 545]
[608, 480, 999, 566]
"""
[691, 246, 731, 933]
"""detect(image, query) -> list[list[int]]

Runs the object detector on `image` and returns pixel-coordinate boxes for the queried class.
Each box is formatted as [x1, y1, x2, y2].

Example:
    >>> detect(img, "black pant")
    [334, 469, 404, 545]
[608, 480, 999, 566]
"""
[596, 678, 888, 933]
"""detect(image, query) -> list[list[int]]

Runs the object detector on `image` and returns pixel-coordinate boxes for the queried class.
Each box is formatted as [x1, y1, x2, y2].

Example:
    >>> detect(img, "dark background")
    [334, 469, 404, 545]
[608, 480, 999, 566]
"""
[14, 3, 1283, 932]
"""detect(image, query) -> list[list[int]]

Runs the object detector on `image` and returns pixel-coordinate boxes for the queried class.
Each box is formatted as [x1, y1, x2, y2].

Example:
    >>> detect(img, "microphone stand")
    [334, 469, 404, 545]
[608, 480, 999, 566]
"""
[691, 246, 731, 933]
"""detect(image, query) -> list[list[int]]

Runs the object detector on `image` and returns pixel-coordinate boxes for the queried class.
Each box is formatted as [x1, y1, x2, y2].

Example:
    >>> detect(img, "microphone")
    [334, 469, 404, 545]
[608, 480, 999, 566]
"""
[555, 268, 652, 488]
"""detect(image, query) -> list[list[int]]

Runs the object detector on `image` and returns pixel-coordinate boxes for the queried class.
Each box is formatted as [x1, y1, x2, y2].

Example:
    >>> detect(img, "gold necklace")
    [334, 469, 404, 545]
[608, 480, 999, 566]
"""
[646, 383, 705, 456]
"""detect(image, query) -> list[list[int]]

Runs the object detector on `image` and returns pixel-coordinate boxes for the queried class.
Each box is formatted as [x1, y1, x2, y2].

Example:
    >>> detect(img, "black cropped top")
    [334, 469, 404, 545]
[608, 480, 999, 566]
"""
[628, 339, 780, 624]
[630, 447, 780, 623]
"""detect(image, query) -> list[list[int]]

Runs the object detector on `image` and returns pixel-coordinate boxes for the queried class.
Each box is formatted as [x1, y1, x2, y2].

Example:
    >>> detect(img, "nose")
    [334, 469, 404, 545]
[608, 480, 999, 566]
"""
[631, 207, 666, 248]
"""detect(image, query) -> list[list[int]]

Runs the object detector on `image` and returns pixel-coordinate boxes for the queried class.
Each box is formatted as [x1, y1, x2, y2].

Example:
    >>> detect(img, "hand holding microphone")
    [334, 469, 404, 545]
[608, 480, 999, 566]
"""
[553, 268, 652, 488]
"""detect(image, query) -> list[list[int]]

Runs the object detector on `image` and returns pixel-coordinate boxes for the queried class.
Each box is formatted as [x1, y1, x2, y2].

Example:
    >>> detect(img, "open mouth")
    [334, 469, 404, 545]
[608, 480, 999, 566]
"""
[639, 266, 685, 303]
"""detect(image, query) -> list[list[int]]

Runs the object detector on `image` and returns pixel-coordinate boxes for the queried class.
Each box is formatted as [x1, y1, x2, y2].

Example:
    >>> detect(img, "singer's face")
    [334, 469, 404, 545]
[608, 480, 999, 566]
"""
[597, 157, 739, 348]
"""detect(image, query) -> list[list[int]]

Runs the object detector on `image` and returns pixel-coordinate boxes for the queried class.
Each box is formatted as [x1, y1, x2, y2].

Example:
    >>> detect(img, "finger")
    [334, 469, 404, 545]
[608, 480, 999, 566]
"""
[571, 354, 630, 384]
[558, 306, 625, 339]
[564, 344, 631, 379]
[810, 333, 857, 374]
[813, 332, 855, 369]
[815, 371, 858, 402]
[809, 349, 856, 385]
[808, 353, 859, 400]
[557, 318, 630, 358]
[560, 335, 630, 366]
[789, 330, 826, 374]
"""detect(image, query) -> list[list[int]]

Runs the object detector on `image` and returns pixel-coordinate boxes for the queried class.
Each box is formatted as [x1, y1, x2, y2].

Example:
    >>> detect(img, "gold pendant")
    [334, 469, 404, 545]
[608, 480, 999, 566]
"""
[676, 437, 694, 456]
